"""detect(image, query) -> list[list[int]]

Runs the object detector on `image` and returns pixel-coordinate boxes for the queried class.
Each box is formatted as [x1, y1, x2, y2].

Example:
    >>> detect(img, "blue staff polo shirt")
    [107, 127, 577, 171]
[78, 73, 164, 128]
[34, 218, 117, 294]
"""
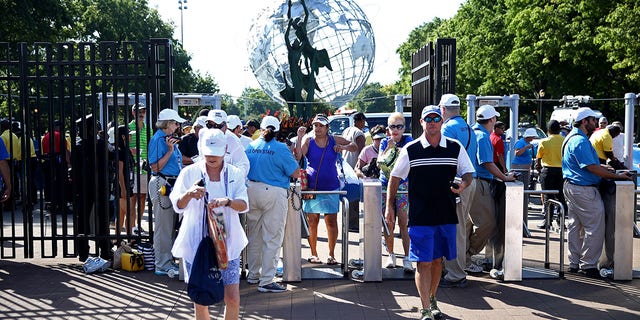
[0, 139, 8, 160]
[562, 128, 601, 186]
[472, 123, 494, 180]
[148, 129, 183, 176]
[246, 138, 298, 189]
[442, 115, 477, 177]
[512, 138, 533, 165]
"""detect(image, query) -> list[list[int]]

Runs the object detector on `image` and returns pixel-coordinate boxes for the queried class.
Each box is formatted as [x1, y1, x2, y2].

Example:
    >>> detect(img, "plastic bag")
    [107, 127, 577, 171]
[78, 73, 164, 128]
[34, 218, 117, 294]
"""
[113, 241, 132, 270]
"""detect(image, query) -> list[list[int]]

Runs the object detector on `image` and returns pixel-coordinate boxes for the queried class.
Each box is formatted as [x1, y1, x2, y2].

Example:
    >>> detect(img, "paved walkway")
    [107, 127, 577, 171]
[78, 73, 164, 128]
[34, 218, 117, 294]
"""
[1, 197, 640, 319]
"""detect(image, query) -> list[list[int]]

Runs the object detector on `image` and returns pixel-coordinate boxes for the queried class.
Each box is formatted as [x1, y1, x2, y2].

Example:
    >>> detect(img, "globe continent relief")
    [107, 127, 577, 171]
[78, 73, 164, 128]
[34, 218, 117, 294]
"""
[247, 0, 375, 108]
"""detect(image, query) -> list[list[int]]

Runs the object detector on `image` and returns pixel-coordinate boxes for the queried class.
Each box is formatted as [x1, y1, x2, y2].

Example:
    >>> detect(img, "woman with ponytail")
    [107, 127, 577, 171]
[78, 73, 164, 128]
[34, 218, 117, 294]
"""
[244, 116, 300, 293]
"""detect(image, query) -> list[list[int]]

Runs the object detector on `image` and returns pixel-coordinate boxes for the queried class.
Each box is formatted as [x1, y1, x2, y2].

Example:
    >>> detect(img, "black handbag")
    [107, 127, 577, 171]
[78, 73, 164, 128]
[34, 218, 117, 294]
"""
[187, 205, 225, 306]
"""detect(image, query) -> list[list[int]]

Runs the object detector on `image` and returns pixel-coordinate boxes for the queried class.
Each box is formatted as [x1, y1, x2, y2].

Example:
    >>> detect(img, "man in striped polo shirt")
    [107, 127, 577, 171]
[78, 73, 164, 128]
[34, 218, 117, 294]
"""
[386, 105, 474, 320]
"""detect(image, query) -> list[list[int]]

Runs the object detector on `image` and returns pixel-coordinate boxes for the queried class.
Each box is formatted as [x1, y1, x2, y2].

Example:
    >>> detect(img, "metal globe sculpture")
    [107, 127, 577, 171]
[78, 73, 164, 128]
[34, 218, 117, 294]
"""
[247, 0, 375, 111]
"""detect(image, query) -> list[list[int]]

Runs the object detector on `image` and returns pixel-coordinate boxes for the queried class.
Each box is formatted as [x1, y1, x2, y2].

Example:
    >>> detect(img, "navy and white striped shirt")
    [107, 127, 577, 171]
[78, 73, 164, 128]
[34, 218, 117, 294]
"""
[391, 135, 474, 226]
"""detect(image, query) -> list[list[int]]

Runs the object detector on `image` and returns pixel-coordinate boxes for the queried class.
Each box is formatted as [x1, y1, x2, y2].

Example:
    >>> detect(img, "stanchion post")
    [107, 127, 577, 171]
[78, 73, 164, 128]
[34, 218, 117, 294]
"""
[283, 185, 302, 282]
[341, 197, 350, 277]
[362, 180, 382, 282]
[504, 181, 524, 281]
[613, 181, 634, 280]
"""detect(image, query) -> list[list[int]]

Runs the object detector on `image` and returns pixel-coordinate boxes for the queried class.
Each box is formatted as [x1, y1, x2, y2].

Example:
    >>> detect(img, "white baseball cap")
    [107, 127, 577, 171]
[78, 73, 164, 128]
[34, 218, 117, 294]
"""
[312, 114, 329, 125]
[194, 116, 207, 128]
[157, 109, 186, 122]
[227, 115, 243, 130]
[421, 105, 441, 119]
[207, 109, 227, 124]
[439, 94, 460, 107]
[574, 107, 598, 122]
[476, 105, 500, 120]
[199, 129, 226, 156]
[523, 128, 537, 138]
[261, 116, 280, 132]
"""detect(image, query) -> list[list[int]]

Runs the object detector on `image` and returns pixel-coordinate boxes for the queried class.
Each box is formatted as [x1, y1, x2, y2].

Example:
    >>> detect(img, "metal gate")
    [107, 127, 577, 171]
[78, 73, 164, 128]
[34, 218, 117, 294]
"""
[0, 39, 173, 259]
[410, 38, 456, 137]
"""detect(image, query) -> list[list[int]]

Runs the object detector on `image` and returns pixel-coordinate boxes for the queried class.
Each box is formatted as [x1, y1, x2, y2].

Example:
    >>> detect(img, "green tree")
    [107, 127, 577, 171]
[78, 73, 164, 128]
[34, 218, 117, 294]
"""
[396, 0, 635, 121]
[236, 87, 284, 120]
[192, 72, 220, 94]
[595, 0, 640, 90]
[349, 82, 394, 113]
[0, 0, 77, 42]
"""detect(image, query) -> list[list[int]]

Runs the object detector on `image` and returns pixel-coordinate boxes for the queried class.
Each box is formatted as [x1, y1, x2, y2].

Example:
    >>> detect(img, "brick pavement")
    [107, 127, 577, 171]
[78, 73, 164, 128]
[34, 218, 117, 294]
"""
[1, 197, 640, 319]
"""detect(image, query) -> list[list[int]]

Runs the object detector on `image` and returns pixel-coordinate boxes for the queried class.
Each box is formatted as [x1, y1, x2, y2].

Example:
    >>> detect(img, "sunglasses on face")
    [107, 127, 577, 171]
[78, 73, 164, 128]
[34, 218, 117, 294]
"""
[388, 124, 404, 130]
[207, 122, 226, 129]
[423, 116, 442, 123]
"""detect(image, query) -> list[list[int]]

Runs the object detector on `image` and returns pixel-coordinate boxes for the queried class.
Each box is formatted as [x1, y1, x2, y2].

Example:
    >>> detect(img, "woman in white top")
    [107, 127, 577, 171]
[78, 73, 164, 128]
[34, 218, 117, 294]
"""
[170, 129, 248, 320]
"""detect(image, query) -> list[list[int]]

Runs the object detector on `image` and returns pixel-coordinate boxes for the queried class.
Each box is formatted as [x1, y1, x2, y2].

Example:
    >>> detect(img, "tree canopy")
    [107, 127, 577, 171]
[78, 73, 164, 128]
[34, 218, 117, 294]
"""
[0, 0, 216, 94]
[395, 0, 640, 123]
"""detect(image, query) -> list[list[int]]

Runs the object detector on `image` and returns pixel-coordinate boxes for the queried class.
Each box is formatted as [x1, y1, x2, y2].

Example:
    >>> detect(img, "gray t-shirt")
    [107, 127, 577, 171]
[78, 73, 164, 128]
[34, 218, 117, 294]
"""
[341, 126, 364, 168]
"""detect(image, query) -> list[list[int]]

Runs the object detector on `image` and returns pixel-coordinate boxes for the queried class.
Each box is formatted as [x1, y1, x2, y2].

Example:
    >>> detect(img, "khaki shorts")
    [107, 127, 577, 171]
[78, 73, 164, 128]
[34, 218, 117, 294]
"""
[133, 172, 149, 194]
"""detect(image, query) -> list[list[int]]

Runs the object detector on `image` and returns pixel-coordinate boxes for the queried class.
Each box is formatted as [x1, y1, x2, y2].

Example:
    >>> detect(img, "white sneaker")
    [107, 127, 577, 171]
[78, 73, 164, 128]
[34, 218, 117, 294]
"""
[402, 258, 414, 272]
[385, 254, 396, 268]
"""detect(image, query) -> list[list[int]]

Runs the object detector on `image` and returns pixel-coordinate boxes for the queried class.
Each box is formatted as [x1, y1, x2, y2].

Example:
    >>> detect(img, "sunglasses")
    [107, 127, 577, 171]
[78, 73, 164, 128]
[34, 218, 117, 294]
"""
[388, 124, 404, 130]
[206, 122, 226, 129]
[423, 116, 442, 123]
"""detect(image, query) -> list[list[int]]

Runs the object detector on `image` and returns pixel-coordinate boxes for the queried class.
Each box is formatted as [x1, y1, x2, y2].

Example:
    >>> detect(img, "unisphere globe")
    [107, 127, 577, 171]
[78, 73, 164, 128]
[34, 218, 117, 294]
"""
[247, 0, 375, 109]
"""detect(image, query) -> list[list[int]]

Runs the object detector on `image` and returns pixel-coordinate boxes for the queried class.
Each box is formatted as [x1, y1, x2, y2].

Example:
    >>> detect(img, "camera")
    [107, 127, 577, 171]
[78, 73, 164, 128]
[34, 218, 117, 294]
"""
[165, 135, 181, 143]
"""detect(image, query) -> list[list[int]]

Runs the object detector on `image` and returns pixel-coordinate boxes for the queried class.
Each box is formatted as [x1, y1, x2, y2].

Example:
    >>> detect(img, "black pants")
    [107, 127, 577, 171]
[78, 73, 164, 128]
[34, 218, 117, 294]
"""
[539, 167, 566, 212]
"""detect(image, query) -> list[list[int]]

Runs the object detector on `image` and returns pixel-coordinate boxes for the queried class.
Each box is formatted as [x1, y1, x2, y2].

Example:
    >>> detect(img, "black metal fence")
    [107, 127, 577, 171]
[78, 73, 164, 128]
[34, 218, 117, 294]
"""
[0, 39, 173, 259]
[411, 38, 456, 137]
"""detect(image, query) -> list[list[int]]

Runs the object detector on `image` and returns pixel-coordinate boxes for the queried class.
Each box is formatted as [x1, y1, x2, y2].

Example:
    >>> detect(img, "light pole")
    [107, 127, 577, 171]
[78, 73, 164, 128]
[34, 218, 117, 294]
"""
[178, 0, 188, 45]
[537, 89, 545, 128]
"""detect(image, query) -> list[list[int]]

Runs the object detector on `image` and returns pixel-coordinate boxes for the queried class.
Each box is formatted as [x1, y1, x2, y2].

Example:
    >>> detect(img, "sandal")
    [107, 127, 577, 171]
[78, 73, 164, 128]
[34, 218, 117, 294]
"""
[307, 256, 322, 264]
[326, 256, 338, 265]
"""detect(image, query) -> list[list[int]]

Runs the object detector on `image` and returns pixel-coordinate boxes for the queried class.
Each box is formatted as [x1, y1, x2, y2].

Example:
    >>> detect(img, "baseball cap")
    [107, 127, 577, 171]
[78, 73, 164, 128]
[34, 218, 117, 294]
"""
[131, 103, 146, 112]
[439, 94, 460, 107]
[476, 105, 500, 120]
[200, 129, 226, 156]
[261, 116, 280, 132]
[574, 107, 598, 122]
[598, 116, 608, 124]
[227, 115, 243, 130]
[245, 119, 260, 128]
[352, 112, 366, 121]
[157, 109, 186, 122]
[194, 116, 207, 128]
[207, 109, 227, 124]
[523, 128, 537, 138]
[312, 114, 329, 126]
[421, 105, 441, 120]
[370, 125, 386, 140]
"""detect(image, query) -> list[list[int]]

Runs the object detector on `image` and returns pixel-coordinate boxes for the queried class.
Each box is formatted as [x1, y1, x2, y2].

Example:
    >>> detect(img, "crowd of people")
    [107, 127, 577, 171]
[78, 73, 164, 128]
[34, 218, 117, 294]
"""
[0, 95, 636, 320]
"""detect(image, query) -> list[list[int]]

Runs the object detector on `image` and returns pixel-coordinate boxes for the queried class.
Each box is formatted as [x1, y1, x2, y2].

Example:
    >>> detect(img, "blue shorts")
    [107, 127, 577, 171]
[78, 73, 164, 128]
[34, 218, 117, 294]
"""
[408, 225, 457, 262]
[303, 192, 340, 214]
[185, 258, 240, 285]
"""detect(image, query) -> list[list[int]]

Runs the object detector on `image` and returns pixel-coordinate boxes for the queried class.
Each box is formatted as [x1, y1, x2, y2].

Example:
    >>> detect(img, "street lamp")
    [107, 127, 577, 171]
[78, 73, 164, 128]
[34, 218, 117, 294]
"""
[536, 89, 545, 128]
[178, 0, 188, 45]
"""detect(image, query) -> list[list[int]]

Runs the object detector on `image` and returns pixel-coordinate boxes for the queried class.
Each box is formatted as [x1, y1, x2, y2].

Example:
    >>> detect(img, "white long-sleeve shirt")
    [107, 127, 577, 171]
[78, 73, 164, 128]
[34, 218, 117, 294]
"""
[170, 161, 248, 279]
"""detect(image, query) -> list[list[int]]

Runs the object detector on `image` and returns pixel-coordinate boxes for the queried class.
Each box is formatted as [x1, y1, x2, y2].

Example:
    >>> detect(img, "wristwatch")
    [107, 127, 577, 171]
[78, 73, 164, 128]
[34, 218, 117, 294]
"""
[225, 198, 232, 207]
